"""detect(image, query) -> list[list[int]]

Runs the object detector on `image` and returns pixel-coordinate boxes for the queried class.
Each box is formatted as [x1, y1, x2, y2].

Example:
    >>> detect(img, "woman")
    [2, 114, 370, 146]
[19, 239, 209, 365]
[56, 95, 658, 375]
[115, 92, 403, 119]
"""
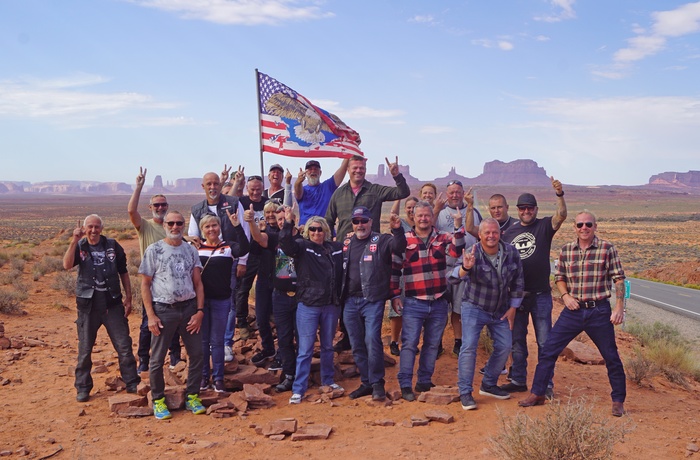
[197, 212, 249, 393]
[279, 209, 344, 404]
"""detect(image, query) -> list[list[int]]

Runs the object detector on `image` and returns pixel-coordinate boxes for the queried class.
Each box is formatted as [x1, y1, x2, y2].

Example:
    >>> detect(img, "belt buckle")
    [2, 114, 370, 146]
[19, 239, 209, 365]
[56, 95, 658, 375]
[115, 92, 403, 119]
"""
[585, 300, 596, 308]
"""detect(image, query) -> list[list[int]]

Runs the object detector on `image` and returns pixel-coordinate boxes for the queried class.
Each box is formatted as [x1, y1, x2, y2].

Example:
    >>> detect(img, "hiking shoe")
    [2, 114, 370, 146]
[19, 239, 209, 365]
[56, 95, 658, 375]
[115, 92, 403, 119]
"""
[153, 397, 172, 420]
[329, 383, 344, 392]
[251, 350, 275, 367]
[349, 384, 373, 400]
[126, 384, 138, 394]
[415, 382, 435, 393]
[268, 357, 283, 371]
[199, 377, 210, 392]
[372, 382, 386, 401]
[137, 361, 149, 373]
[237, 325, 251, 340]
[224, 346, 234, 363]
[76, 391, 90, 403]
[401, 387, 416, 402]
[389, 341, 400, 356]
[500, 382, 528, 393]
[213, 380, 226, 393]
[276, 375, 294, 393]
[545, 387, 554, 399]
[333, 336, 351, 352]
[289, 393, 302, 404]
[168, 355, 183, 370]
[460, 393, 477, 410]
[479, 383, 511, 400]
[185, 394, 206, 415]
[479, 366, 508, 376]
[453, 339, 462, 356]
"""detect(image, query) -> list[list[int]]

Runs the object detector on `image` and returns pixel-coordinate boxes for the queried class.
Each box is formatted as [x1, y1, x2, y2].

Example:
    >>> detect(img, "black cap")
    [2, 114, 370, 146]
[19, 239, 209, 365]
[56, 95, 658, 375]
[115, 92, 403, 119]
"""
[516, 193, 538, 207]
[351, 206, 372, 220]
[305, 160, 321, 170]
[269, 164, 284, 173]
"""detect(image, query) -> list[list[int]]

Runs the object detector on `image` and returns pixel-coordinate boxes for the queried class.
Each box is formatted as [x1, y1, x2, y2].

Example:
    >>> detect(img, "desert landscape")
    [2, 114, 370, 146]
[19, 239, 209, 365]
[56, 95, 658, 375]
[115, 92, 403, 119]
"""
[1, 186, 700, 459]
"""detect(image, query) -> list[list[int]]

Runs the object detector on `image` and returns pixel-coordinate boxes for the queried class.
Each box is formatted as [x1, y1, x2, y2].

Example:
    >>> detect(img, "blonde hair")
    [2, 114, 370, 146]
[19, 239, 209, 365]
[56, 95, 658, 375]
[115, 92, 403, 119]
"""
[198, 214, 221, 234]
[263, 201, 279, 213]
[303, 216, 331, 241]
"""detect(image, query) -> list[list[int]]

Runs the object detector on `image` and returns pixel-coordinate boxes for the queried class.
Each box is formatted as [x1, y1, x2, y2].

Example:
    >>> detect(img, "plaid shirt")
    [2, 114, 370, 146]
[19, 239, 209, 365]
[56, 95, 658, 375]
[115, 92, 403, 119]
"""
[394, 227, 465, 300]
[555, 236, 625, 302]
[449, 242, 524, 314]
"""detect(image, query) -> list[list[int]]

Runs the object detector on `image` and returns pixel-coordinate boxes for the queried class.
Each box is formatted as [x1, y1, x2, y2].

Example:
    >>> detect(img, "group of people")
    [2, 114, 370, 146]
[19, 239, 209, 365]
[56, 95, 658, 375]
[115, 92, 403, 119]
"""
[64, 154, 628, 420]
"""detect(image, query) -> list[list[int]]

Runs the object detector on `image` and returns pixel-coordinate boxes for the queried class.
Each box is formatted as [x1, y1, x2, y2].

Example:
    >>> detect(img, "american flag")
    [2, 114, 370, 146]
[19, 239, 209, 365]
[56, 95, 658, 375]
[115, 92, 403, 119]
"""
[258, 71, 362, 159]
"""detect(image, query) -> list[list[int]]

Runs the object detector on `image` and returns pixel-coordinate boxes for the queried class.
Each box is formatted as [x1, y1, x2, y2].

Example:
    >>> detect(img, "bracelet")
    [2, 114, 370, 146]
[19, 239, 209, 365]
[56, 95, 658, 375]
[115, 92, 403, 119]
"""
[196, 308, 204, 313]
[556, 191, 565, 197]
[461, 264, 469, 271]
[561, 293, 569, 299]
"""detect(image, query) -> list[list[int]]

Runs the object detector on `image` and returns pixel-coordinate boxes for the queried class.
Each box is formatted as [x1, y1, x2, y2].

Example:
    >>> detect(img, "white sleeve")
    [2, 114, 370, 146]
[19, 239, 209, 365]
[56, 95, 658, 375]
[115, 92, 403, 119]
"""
[237, 201, 250, 266]
[187, 213, 201, 238]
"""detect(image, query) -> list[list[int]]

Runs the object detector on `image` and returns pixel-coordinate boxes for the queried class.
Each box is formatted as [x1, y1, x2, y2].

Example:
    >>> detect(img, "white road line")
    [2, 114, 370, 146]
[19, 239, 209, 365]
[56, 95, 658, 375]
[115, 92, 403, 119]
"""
[631, 294, 700, 318]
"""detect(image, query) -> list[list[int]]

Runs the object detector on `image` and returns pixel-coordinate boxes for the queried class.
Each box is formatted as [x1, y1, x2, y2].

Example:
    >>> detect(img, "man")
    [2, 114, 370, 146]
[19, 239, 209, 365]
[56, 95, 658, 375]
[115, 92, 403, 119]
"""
[501, 177, 566, 396]
[488, 194, 517, 234]
[63, 215, 139, 402]
[326, 155, 410, 240]
[294, 158, 349, 226]
[449, 218, 524, 410]
[127, 166, 182, 373]
[392, 201, 465, 402]
[263, 163, 285, 202]
[435, 180, 481, 357]
[139, 211, 207, 420]
[341, 206, 406, 401]
[188, 171, 250, 361]
[519, 211, 627, 417]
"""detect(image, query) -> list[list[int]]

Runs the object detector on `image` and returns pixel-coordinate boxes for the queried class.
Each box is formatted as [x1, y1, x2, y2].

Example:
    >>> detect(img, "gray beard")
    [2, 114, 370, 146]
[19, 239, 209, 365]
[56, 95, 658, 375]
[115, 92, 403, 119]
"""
[307, 176, 320, 186]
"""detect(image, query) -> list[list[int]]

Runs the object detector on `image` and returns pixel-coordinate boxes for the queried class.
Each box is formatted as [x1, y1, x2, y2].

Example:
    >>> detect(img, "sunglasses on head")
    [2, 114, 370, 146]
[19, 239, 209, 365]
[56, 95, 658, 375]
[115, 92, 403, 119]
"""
[447, 180, 462, 187]
[248, 175, 263, 182]
[165, 221, 184, 227]
[576, 222, 594, 228]
[352, 218, 369, 225]
[517, 206, 535, 212]
[151, 202, 168, 208]
[307, 226, 323, 233]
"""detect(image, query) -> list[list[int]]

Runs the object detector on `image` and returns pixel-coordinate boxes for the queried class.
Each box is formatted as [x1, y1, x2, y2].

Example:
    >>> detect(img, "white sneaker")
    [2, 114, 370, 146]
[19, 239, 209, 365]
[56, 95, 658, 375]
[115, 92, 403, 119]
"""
[224, 345, 234, 362]
[289, 393, 302, 404]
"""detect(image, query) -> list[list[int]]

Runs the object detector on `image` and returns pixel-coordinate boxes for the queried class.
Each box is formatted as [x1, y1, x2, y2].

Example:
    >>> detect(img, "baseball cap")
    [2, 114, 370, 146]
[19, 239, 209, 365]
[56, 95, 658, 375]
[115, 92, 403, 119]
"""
[351, 206, 372, 220]
[305, 160, 321, 170]
[516, 193, 538, 207]
[269, 164, 284, 173]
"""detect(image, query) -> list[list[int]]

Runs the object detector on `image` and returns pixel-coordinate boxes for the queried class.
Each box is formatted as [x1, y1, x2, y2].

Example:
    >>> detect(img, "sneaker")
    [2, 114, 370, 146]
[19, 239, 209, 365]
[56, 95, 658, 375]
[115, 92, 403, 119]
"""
[168, 356, 182, 370]
[137, 361, 149, 373]
[224, 346, 234, 363]
[126, 384, 138, 394]
[276, 375, 295, 393]
[289, 393, 302, 404]
[329, 383, 344, 392]
[479, 383, 511, 400]
[251, 350, 275, 367]
[237, 325, 251, 340]
[372, 382, 386, 401]
[213, 380, 226, 393]
[153, 397, 172, 420]
[268, 357, 283, 371]
[460, 392, 477, 410]
[199, 377, 210, 392]
[401, 387, 416, 402]
[452, 339, 462, 356]
[76, 391, 90, 403]
[479, 366, 508, 376]
[333, 336, 351, 352]
[349, 384, 373, 400]
[185, 394, 206, 415]
[415, 382, 435, 393]
[389, 341, 400, 356]
[500, 382, 528, 393]
[545, 387, 554, 399]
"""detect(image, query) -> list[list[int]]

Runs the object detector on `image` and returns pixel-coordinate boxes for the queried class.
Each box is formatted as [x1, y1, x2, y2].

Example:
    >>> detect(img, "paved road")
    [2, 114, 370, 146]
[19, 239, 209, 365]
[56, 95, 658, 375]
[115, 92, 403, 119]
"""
[626, 277, 700, 321]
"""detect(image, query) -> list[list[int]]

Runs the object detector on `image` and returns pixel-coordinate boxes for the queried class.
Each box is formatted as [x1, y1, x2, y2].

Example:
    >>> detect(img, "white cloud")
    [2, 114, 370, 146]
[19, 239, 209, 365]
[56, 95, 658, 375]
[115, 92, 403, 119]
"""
[534, 0, 576, 23]
[311, 99, 403, 119]
[498, 41, 514, 51]
[125, 0, 333, 26]
[419, 125, 454, 134]
[409, 14, 437, 25]
[472, 38, 514, 51]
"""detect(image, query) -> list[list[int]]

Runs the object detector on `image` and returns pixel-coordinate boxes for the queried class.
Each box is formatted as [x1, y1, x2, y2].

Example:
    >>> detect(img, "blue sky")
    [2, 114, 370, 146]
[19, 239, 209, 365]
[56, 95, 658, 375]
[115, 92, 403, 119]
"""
[1, 0, 699, 186]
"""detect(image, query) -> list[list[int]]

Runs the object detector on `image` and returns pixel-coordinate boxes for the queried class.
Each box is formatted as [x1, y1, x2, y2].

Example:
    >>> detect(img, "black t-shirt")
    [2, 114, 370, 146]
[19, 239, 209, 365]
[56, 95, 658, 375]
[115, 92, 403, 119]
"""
[240, 196, 268, 255]
[88, 243, 108, 291]
[347, 237, 370, 297]
[503, 216, 557, 292]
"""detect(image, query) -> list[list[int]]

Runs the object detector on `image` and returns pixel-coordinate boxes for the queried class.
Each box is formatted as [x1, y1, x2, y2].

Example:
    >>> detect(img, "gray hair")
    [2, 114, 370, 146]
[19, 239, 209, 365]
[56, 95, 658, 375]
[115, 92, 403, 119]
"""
[83, 214, 103, 227]
[412, 200, 434, 216]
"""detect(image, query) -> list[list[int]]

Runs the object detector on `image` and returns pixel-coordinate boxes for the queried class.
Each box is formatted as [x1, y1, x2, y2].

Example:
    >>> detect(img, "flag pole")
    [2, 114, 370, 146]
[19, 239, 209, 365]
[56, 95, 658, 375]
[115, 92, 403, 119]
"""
[255, 68, 265, 181]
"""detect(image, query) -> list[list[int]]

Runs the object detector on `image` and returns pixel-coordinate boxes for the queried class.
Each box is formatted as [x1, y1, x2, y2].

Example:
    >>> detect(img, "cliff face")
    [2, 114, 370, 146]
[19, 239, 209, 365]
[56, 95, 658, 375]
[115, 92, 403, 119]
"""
[649, 171, 700, 188]
[473, 159, 551, 186]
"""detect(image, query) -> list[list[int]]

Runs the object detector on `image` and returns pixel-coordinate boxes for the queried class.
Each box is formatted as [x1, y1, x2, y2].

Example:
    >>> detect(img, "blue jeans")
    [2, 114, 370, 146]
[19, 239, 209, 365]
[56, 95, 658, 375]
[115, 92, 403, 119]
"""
[224, 261, 238, 347]
[272, 290, 298, 376]
[397, 297, 448, 389]
[150, 300, 203, 400]
[458, 302, 512, 395]
[292, 302, 340, 396]
[510, 292, 553, 388]
[200, 297, 231, 382]
[255, 279, 275, 355]
[344, 297, 386, 386]
[530, 300, 626, 402]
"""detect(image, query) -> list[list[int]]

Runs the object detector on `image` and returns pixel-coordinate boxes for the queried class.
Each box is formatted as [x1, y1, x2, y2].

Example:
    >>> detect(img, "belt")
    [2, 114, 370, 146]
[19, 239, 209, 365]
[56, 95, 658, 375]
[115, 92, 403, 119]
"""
[578, 299, 608, 309]
[154, 299, 195, 308]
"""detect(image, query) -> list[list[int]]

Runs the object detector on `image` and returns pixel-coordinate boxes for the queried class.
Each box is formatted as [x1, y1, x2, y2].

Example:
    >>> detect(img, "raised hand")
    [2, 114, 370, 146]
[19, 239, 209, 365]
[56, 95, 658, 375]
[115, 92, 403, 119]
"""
[233, 165, 245, 183]
[243, 203, 256, 223]
[435, 192, 447, 209]
[221, 164, 232, 183]
[285, 168, 293, 184]
[389, 212, 401, 229]
[462, 245, 476, 270]
[464, 187, 474, 207]
[72, 220, 85, 240]
[551, 176, 563, 195]
[226, 208, 240, 227]
[136, 167, 147, 187]
[297, 167, 306, 183]
[385, 156, 399, 176]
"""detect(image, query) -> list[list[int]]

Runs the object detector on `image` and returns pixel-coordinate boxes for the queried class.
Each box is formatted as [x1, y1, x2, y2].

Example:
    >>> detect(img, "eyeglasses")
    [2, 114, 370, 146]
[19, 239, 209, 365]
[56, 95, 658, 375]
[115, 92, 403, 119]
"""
[165, 221, 185, 227]
[352, 218, 369, 225]
[576, 222, 594, 228]
[447, 180, 462, 187]
[517, 206, 535, 212]
[307, 226, 323, 233]
[248, 175, 263, 181]
[151, 203, 168, 208]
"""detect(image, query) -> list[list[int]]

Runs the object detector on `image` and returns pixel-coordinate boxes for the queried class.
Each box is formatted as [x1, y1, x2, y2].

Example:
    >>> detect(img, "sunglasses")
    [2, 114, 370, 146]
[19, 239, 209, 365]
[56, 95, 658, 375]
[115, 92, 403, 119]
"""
[165, 221, 185, 227]
[447, 180, 463, 187]
[307, 226, 324, 233]
[248, 175, 263, 182]
[517, 206, 535, 212]
[151, 203, 168, 208]
[352, 218, 369, 225]
[576, 222, 594, 228]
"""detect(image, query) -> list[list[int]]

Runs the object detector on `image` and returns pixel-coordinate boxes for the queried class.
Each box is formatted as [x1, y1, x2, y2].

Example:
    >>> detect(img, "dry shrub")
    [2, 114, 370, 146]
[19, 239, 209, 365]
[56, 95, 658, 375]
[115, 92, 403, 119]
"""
[490, 395, 631, 460]
[16, 251, 32, 261]
[128, 272, 142, 314]
[49, 245, 68, 256]
[10, 258, 26, 272]
[0, 269, 22, 286]
[0, 288, 28, 314]
[127, 250, 141, 271]
[625, 347, 659, 386]
[32, 256, 63, 280]
[52, 271, 77, 296]
[625, 321, 683, 347]
[0, 251, 9, 267]
[646, 340, 697, 387]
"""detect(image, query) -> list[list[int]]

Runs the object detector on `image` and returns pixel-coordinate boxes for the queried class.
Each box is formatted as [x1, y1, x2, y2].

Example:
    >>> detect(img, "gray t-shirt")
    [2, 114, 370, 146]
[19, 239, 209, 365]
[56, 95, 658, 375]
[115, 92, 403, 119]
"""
[436, 205, 481, 266]
[139, 240, 202, 304]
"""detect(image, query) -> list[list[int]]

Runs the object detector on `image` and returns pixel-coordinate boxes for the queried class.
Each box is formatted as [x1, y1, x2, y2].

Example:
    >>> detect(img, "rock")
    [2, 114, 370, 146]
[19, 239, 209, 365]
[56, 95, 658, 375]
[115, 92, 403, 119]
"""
[372, 419, 395, 426]
[291, 424, 333, 441]
[424, 410, 454, 424]
[104, 376, 126, 391]
[409, 415, 430, 426]
[10, 337, 25, 348]
[108, 394, 147, 412]
[561, 341, 605, 365]
[228, 392, 248, 413]
[243, 383, 275, 409]
[137, 382, 150, 396]
[181, 440, 216, 454]
[688, 443, 700, 453]
[223, 360, 239, 374]
[0, 337, 10, 350]
[200, 391, 227, 407]
[319, 385, 344, 399]
[92, 364, 109, 374]
[116, 406, 153, 417]
[260, 418, 297, 436]
[269, 434, 286, 441]
[224, 365, 279, 389]
[417, 392, 457, 405]
[386, 390, 402, 401]
[163, 367, 184, 386]
[148, 386, 186, 410]
[336, 351, 355, 364]
[339, 364, 360, 379]
[383, 353, 396, 366]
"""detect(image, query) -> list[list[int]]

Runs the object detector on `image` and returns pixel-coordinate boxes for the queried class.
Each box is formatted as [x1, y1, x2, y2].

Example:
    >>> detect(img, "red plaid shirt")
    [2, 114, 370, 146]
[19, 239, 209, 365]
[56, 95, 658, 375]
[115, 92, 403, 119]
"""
[394, 228, 465, 301]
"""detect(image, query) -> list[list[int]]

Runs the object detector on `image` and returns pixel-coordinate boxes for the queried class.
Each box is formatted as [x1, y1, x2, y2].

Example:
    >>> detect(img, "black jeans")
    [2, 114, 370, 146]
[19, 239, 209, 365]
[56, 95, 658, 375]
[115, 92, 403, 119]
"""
[137, 308, 182, 366]
[235, 255, 259, 326]
[272, 289, 298, 376]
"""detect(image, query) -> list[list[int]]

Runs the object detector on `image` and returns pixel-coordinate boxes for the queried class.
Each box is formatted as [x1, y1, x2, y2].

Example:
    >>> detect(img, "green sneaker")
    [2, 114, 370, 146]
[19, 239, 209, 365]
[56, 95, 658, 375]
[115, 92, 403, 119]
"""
[185, 394, 206, 415]
[153, 397, 172, 420]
